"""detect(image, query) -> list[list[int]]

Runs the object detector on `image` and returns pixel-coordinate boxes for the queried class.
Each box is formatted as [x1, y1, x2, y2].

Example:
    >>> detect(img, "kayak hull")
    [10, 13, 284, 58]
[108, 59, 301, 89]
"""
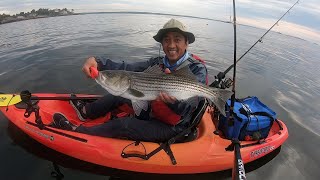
[0, 93, 289, 174]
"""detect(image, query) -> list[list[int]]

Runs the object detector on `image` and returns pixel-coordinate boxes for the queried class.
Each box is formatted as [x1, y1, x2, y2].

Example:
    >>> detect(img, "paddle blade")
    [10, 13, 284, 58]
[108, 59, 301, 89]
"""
[0, 94, 22, 106]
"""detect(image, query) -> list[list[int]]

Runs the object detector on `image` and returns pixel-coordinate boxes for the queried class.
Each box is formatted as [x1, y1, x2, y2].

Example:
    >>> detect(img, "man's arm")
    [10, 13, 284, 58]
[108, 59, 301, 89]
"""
[82, 56, 161, 78]
[95, 56, 160, 72]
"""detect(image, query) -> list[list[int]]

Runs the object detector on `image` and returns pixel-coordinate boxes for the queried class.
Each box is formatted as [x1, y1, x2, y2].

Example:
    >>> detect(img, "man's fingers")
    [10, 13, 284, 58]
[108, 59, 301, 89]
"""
[164, 68, 171, 74]
[159, 92, 166, 101]
[166, 96, 176, 104]
[82, 57, 98, 78]
[159, 92, 176, 104]
[168, 96, 177, 103]
[82, 66, 92, 78]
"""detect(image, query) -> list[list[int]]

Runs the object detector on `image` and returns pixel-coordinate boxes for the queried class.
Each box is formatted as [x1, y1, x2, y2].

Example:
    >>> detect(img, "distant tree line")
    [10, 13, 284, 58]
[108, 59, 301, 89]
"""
[1, 8, 75, 24]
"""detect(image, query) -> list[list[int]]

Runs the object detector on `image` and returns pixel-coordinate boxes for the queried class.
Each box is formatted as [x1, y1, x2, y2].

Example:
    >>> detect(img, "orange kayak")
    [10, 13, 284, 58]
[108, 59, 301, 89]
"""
[0, 93, 288, 174]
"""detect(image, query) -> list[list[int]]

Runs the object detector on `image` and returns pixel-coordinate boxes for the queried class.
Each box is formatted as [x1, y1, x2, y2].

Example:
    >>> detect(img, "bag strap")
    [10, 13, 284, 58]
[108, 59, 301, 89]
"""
[248, 111, 274, 120]
[233, 99, 283, 137]
[239, 109, 283, 130]
[274, 118, 283, 130]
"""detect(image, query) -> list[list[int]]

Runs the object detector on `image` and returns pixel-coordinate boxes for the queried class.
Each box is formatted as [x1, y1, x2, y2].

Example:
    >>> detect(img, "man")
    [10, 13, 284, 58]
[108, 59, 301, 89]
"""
[53, 18, 207, 142]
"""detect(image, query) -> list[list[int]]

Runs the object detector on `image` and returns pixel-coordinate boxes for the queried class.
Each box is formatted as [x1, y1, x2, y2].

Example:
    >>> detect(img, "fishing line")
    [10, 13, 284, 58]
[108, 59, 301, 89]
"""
[158, 43, 162, 58]
[225, 0, 232, 22]
[229, 0, 232, 22]
[234, 0, 300, 67]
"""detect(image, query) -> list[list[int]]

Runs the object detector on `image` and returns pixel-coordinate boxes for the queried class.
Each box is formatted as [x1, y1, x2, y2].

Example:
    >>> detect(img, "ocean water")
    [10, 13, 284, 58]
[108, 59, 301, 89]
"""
[0, 13, 319, 180]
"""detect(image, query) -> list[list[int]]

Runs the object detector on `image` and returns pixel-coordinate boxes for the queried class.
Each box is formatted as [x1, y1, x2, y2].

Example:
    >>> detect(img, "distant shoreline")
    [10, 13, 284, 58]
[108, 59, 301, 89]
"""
[0, 11, 231, 25]
[0, 8, 76, 25]
[0, 13, 80, 25]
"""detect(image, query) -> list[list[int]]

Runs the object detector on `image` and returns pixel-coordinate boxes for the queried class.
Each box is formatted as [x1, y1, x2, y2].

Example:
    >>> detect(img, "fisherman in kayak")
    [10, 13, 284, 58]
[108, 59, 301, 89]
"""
[53, 19, 220, 142]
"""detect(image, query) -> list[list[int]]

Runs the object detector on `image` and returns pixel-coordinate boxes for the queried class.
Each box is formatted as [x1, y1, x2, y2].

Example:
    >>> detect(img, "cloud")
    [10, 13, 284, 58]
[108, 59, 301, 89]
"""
[298, 1, 320, 16]
[238, 16, 320, 44]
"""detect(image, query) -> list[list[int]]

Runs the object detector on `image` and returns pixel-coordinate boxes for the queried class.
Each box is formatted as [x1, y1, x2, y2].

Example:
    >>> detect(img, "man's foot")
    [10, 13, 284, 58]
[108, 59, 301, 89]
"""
[70, 94, 87, 121]
[52, 113, 75, 131]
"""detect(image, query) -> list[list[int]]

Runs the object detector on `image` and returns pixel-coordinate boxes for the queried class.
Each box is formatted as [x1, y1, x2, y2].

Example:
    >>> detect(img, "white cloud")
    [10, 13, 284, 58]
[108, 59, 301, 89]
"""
[238, 16, 320, 44]
[298, 1, 320, 16]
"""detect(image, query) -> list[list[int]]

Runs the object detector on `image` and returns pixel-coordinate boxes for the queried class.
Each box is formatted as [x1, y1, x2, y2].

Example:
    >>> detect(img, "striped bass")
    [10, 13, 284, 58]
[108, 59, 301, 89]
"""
[95, 65, 232, 116]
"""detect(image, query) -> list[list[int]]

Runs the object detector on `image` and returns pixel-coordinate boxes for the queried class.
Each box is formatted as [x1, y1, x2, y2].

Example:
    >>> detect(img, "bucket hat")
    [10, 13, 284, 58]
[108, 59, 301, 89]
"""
[153, 19, 195, 44]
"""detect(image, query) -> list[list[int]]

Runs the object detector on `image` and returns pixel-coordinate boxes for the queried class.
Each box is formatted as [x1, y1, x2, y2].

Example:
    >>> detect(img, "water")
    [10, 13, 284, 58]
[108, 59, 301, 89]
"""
[0, 13, 319, 179]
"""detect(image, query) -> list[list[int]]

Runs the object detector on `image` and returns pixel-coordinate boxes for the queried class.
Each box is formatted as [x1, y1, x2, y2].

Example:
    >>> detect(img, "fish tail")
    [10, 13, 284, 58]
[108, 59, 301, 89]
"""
[209, 88, 233, 116]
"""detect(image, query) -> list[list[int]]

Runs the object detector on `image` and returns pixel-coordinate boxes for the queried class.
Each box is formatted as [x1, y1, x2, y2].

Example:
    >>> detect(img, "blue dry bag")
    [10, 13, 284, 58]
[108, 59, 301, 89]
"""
[218, 96, 276, 140]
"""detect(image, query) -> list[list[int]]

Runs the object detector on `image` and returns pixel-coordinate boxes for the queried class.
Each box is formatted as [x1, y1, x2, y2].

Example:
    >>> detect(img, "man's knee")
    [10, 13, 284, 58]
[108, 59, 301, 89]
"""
[85, 94, 130, 119]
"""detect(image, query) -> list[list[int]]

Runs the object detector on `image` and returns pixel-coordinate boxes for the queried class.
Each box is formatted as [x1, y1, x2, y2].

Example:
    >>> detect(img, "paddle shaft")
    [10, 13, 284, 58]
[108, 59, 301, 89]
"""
[232, 139, 246, 180]
[28, 96, 101, 101]
[0, 94, 102, 106]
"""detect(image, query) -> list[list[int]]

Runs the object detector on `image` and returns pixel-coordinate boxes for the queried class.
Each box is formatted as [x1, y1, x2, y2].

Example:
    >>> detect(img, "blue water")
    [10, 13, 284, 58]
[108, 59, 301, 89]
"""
[0, 13, 319, 179]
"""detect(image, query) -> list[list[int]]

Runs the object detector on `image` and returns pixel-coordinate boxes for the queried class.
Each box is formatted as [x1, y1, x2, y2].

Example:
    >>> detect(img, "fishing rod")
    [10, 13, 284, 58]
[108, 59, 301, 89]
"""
[210, 0, 300, 88]
[228, 1, 247, 180]
[222, 1, 299, 179]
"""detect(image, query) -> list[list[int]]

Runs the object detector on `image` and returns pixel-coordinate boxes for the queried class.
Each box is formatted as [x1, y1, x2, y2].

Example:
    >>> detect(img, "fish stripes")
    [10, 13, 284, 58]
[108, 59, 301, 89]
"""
[95, 66, 232, 115]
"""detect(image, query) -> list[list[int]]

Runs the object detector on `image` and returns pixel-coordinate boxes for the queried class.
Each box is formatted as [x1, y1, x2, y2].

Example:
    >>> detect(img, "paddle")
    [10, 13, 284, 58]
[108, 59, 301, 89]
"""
[232, 139, 247, 180]
[0, 94, 22, 106]
[0, 92, 102, 107]
[0, 67, 99, 107]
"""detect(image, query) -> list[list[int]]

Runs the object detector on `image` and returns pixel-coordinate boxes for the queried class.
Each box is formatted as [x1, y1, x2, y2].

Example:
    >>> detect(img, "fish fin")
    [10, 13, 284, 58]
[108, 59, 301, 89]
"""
[209, 88, 233, 116]
[132, 100, 148, 116]
[128, 88, 145, 98]
[172, 66, 197, 81]
[143, 65, 163, 74]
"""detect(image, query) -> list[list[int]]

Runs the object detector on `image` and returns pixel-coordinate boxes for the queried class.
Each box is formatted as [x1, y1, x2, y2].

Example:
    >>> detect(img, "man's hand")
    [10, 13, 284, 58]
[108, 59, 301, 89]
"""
[155, 68, 177, 104]
[82, 57, 98, 78]
[156, 92, 177, 104]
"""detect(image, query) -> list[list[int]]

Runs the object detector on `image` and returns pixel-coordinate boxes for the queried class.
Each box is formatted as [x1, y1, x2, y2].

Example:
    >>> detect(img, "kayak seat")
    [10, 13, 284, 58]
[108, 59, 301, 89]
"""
[174, 128, 198, 143]
[119, 99, 208, 165]
[173, 99, 207, 143]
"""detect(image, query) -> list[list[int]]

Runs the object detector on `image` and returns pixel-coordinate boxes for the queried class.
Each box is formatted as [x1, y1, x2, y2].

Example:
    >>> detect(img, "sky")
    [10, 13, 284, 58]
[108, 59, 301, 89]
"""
[0, 0, 319, 44]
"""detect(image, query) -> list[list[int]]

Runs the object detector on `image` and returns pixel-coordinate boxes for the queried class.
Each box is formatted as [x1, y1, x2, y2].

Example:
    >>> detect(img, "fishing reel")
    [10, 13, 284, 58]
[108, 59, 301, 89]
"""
[210, 71, 233, 89]
[220, 78, 233, 89]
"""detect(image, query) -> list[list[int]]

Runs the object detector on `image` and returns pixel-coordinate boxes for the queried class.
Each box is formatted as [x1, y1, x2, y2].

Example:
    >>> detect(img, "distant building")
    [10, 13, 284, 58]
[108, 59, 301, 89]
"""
[29, 13, 37, 17]
[61, 10, 68, 15]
